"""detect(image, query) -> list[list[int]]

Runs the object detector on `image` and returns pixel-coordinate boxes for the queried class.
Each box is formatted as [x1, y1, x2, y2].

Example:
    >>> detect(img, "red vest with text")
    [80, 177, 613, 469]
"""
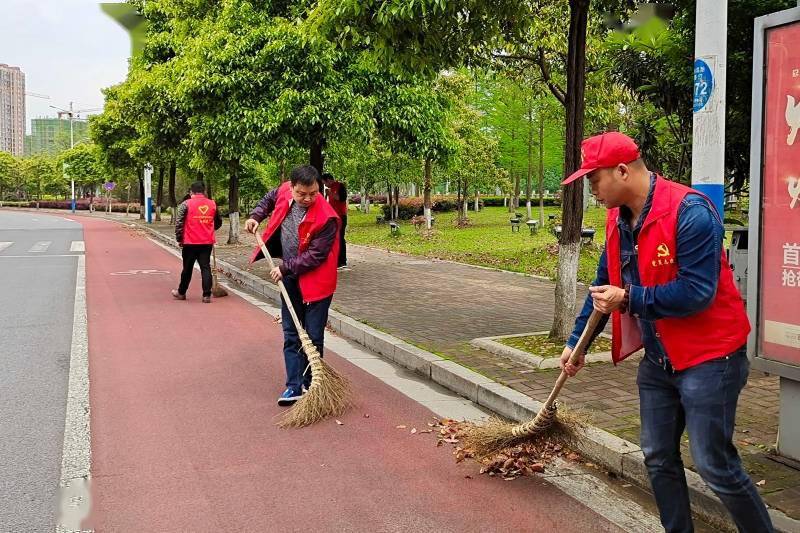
[250, 182, 340, 303]
[605, 176, 750, 371]
[326, 181, 348, 217]
[182, 194, 217, 245]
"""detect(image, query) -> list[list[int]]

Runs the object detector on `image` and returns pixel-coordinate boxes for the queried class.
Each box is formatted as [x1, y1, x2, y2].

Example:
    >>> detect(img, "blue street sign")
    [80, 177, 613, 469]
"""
[693, 59, 714, 112]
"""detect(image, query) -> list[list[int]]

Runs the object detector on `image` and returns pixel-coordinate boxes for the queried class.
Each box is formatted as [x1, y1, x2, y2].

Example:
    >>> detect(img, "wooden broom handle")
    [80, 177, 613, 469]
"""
[254, 230, 305, 334]
[543, 309, 604, 410]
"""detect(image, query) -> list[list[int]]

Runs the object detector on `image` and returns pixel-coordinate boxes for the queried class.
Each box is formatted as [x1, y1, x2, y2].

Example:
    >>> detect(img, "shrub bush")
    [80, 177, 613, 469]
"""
[350, 194, 388, 205]
[480, 196, 561, 207]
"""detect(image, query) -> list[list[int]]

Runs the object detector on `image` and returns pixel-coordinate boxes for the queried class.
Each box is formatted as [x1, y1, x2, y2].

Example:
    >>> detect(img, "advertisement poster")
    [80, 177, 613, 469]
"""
[760, 22, 800, 365]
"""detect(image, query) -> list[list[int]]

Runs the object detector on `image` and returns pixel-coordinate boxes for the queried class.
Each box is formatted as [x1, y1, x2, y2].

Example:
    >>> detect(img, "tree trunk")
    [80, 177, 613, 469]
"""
[386, 180, 393, 220]
[280, 159, 287, 182]
[168, 161, 177, 224]
[155, 166, 164, 222]
[474, 189, 480, 213]
[310, 136, 325, 175]
[228, 160, 240, 244]
[423, 158, 433, 229]
[205, 173, 212, 202]
[126, 181, 132, 215]
[538, 111, 546, 228]
[513, 170, 520, 209]
[550, 0, 589, 342]
[393, 186, 400, 220]
[526, 103, 534, 220]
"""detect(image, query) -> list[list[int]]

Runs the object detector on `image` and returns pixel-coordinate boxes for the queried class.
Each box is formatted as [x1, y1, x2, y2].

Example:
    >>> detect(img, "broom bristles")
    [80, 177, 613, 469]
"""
[462, 406, 586, 459]
[278, 357, 352, 428]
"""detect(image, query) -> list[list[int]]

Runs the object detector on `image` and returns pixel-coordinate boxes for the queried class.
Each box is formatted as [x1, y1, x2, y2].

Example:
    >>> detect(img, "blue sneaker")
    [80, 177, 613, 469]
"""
[277, 388, 302, 406]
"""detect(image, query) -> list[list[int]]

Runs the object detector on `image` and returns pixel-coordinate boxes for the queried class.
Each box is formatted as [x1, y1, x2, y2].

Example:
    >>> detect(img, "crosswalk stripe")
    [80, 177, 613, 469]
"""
[0, 242, 12, 253]
[70, 241, 85, 252]
[28, 241, 52, 253]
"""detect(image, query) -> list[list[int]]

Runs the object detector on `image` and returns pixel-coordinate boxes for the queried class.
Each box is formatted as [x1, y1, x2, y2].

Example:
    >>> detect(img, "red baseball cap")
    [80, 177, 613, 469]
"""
[561, 132, 641, 185]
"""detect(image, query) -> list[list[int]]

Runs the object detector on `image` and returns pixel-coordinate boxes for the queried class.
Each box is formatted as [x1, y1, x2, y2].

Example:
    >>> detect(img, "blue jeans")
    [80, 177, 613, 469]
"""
[637, 347, 773, 533]
[280, 276, 332, 393]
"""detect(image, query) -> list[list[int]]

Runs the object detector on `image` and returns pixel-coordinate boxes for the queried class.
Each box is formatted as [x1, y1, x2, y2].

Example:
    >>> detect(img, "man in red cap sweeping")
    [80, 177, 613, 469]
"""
[559, 132, 773, 532]
[245, 165, 340, 406]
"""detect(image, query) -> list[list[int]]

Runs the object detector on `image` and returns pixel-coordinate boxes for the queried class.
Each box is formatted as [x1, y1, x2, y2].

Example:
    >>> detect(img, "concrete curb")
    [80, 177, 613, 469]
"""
[470, 331, 613, 369]
[133, 221, 796, 533]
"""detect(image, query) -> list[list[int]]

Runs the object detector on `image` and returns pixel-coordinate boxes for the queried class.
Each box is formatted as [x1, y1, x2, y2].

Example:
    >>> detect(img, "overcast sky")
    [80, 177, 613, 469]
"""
[1, 0, 130, 133]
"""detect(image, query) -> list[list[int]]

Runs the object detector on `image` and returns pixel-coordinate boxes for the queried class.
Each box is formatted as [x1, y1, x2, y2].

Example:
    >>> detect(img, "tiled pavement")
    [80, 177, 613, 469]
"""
[104, 213, 800, 520]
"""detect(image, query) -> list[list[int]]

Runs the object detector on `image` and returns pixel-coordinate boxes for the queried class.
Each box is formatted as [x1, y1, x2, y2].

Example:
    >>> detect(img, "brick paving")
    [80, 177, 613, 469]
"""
[110, 213, 800, 519]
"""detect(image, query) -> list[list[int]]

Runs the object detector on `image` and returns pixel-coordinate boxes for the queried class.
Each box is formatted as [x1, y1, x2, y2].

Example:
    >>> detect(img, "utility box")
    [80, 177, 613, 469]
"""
[726, 225, 748, 299]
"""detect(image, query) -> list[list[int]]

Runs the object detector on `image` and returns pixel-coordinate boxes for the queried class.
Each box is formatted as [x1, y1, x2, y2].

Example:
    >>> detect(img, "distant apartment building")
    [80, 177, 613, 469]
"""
[0, 63, 25, 156]
[25, 117, 89, 156]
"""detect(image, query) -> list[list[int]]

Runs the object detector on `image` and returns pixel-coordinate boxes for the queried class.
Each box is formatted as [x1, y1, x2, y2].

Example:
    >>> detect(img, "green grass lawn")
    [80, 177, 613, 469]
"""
[346, 205, 607, 284]
[498, 333, 612, 358]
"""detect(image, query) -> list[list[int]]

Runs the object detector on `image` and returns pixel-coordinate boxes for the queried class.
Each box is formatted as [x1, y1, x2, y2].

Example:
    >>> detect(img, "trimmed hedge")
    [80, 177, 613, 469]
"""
[350, 194, 388, 205]
[380, 195, 468, 219]
[0, 199, 144, 213]
[481, 196, 561, 207]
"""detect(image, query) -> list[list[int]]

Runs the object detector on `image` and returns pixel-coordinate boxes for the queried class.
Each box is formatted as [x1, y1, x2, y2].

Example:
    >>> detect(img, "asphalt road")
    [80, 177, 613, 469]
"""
[0, 210, 83, 531]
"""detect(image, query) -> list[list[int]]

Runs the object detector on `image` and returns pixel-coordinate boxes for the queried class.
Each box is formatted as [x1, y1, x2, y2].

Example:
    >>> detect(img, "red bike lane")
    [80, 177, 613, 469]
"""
[81, 217, 620, 532]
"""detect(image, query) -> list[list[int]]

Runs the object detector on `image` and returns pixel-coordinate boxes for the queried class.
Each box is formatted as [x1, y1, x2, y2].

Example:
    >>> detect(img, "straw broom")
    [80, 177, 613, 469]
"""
[462, 310, 604, 457]
[253, 231, 352, 427]
[211, 246, 228, 298]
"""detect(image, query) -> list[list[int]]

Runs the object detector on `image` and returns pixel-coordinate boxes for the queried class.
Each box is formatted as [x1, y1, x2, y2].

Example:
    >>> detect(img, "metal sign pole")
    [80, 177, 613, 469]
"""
[691, 0, 728, 218]
[143, 164, 153, 224]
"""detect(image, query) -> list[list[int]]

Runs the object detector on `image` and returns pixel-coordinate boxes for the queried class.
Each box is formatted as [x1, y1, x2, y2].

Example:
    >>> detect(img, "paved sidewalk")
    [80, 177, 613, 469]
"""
[67, 211, 800, 520]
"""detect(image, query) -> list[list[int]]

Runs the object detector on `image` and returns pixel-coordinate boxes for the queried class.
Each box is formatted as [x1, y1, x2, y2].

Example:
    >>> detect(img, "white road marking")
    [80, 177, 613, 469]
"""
[109, 269, 170, 276]
[28, 241, 52, 253]
[56, 254, 92, 533]
[0, 242, 13, 253]
[70, 241, 85, 252]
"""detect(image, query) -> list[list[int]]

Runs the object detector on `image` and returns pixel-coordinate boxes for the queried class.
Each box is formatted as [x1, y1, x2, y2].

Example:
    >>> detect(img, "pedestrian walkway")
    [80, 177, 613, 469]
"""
[58, 210, 800, 521]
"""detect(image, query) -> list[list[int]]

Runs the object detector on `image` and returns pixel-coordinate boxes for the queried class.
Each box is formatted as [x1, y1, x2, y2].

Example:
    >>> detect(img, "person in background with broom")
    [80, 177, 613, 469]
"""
[245, 165, 340, 407]
[322, 172, 349, 270]
[172, 181, 222, 303]
[558, 132, 773, 533]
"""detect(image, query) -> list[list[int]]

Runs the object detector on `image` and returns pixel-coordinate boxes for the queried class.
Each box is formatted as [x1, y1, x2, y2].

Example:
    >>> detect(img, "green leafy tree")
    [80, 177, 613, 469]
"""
[0, 152, 22, 201]
[312, 0, 632, 340]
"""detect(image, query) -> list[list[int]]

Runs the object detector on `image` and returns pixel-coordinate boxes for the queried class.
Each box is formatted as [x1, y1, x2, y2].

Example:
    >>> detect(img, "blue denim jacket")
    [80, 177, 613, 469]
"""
[567, 174, 724, 367]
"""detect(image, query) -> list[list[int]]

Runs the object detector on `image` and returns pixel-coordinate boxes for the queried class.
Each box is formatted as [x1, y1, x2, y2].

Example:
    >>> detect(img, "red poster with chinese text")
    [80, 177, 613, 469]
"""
[760, 22, 800, 365]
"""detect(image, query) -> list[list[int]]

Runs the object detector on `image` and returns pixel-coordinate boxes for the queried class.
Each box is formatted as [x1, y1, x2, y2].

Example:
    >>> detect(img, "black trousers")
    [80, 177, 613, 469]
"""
[338, 215, 347, 267]
[178, 244, 213, 297]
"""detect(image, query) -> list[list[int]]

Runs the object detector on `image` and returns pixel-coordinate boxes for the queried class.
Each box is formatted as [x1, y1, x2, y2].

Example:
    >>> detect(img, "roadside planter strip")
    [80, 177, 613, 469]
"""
[470, 331, 612, 369]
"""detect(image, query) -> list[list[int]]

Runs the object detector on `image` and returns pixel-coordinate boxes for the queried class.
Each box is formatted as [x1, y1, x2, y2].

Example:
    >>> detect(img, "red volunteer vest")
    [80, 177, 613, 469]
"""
[250, 182, 340, 303]
[326, 181, 348, 217]
[182, 194, 217, 245]
[605, 176, 750, 371]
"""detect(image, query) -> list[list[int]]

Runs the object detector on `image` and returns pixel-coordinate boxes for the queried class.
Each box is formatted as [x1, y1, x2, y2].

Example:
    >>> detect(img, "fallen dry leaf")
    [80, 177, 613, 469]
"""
[567, 453, 580, 462]
[419, 429, 433, 434]
[396, 425, 407, 429]
[756, 479, 767, 486]
[335, 420, 344, 426]
[363, 414, 370, 418]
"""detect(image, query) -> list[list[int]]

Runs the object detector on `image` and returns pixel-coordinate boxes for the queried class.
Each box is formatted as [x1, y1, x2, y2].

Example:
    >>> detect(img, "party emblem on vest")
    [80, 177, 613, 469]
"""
[198, 205, 209, 215]
[652, 243, 675, 267]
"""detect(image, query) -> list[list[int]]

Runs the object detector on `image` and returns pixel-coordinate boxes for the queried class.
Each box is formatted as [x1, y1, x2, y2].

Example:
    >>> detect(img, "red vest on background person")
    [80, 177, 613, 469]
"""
[250, 182, 340, 303]
[605, 176, 750, 371]
[326, 181, 348, 218]
[183, 193, 217, 245]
